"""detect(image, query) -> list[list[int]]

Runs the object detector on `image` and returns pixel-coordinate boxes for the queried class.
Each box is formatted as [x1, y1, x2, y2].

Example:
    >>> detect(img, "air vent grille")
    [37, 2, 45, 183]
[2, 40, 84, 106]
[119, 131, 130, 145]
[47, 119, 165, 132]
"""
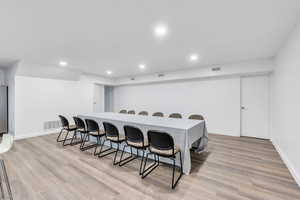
[44, 120, 61, 130]
[212, 67, 221, 71]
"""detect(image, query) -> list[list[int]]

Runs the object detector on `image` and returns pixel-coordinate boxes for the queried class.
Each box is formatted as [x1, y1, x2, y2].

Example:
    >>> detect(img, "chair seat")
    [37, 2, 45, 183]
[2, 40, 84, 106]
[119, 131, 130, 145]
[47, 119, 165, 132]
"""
[127, 140, 149, 148]
[89, 130, 105, 136]
[150, 145, 180, 156]
[64, 124, 77, 131]
[107, 135, 125, 142]
[77, 128, 88, 133]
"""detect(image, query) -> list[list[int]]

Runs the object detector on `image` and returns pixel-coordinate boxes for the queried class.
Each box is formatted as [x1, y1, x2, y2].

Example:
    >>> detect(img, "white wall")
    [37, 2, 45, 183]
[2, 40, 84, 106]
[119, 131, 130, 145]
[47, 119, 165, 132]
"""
[271, 22, 300, 186]
[14, 76, 94, 139]
[0, 69, 5, 85]
[114, 77, 241, 136]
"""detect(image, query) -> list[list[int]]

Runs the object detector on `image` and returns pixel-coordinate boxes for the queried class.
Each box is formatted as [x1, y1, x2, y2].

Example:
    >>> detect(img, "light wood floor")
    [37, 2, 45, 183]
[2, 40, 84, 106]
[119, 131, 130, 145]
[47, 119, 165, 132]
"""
[2, 133, 300, 200]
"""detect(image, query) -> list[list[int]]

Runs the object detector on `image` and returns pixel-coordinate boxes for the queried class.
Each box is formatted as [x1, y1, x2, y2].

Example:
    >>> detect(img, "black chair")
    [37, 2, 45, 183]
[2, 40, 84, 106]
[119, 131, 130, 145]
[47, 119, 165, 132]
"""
[82, 119, 106, 155]
[188, 114, 204, 120]
[57, 115, 77, 146]
[169, 113, 182, 119]
[127, 110, 135, 115]
[72, 117, 90, 148]
[142, 130, 183, 189]
[138, 111, 148, 116]
[119, 109, 127, 114]
[99, 122, 126, 165]
[71, 117, 87, 146]
[152, 112, 164, 117]
[119, 126, 149, 174]
[189, 114, 207, 152]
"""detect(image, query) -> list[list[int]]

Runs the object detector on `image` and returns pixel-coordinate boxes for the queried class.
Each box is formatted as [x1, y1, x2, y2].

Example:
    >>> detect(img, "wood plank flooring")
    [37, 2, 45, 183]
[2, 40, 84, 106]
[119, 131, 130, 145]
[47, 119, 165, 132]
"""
[1, 133, 300, 200]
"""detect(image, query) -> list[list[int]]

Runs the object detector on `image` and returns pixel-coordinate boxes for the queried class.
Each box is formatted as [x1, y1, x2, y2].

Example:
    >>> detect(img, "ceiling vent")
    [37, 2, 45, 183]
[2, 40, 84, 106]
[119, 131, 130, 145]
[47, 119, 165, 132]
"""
[157, 73, 165, 77]
[212, 67, 221, 71]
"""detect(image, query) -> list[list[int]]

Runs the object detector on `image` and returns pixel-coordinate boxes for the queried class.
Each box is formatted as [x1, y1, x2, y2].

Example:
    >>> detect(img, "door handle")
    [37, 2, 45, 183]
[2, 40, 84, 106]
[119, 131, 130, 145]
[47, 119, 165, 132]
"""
[241, 106, 246, 110]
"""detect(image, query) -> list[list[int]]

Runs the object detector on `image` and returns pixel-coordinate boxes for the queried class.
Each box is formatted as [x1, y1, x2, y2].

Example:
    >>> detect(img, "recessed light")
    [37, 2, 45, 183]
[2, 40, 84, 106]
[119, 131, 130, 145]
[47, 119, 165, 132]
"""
[189, 54, 199, 62]
[139, 64, 146, 69]
[59, 61, 68, 67]
[106, 70, 112, 75]
[154, 24, 168, 38]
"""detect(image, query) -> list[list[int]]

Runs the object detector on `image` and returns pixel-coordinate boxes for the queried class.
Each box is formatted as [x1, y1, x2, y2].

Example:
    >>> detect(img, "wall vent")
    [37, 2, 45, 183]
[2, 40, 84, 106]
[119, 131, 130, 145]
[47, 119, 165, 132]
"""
[44, 120, 61, 130]
[212, 67, 221, 71]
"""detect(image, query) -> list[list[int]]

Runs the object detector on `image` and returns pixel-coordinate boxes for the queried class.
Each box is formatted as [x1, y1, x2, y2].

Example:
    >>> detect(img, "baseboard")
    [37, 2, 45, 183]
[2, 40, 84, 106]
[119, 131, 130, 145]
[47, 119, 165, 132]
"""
[272, 138, 300, 187]
[14, 129, 60, 140]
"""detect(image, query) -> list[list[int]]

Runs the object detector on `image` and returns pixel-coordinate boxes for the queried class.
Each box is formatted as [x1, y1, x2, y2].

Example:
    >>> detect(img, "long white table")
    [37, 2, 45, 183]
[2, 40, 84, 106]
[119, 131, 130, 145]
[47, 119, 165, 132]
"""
[79, 112, 207, 175]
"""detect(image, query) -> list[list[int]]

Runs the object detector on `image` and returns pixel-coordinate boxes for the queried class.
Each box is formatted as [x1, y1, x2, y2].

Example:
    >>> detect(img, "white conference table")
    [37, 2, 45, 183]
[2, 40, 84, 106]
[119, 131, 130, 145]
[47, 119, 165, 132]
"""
[79, 112, 207, 175]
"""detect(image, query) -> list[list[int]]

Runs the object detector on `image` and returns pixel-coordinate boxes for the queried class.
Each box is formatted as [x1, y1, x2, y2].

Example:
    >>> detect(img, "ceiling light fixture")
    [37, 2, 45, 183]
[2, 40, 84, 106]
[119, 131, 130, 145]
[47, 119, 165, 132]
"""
[106, 70, 112, 75]
[139, 64, 146, 69]
[154, 24, 168, 38]
[59, 60, 68, 67]
[189, 54, 199, 62]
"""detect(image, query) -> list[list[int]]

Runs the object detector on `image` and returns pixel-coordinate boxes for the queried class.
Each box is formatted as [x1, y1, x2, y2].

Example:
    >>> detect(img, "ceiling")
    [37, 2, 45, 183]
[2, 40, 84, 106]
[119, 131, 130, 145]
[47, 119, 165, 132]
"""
[0, 0, 299, 77]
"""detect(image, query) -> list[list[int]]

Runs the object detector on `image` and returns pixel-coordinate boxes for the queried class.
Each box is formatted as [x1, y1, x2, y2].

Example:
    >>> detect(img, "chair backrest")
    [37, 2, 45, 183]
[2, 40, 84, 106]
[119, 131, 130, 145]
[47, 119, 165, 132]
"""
[103, 122, 119, 137]
[124, 126, 144, 143]
[73, 117, 86, 130]
[152, 112, 164, 117]
[169, 113, 182, 119]
[148, 130, 174, 153]
[128, 110, 135, 115]
[138, 111, 148, 116]
[85, 119, 99, 132]
[59, 115, 69, 128]
[119, 109, 127, 114]
[188, 114, 204, 120]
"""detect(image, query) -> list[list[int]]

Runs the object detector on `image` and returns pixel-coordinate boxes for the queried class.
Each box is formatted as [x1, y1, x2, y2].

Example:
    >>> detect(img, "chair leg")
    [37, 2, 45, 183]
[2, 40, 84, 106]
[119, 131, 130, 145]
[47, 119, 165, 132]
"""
[113, 143, 121, 165]
[80, 134, 87, 150]
[56, 129, 64, 142]
[119, 145, 138, 167]
[139, 150, 145, 175]
[71, 130, 84, 146]
[98, 140, 117, 158]
[79, 132, 84, 147]
[142, 153, 159, 179]
[171, 152, 183, 189]
[80, 135, 99, 151]
[62, 130, 70, 146]
[94, 137, 102, 156]
[70, 130, 77, 145]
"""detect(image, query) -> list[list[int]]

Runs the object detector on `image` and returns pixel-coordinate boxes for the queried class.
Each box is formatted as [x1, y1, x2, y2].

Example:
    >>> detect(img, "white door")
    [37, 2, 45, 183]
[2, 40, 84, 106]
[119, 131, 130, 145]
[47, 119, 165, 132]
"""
[93, 84, 104, 113]
[241, 76, 269, 139]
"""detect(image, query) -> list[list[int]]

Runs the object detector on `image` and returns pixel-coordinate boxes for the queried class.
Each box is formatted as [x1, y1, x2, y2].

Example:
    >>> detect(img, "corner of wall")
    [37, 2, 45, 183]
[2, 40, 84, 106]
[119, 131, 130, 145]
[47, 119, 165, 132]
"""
[271, 137, 300, 187]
